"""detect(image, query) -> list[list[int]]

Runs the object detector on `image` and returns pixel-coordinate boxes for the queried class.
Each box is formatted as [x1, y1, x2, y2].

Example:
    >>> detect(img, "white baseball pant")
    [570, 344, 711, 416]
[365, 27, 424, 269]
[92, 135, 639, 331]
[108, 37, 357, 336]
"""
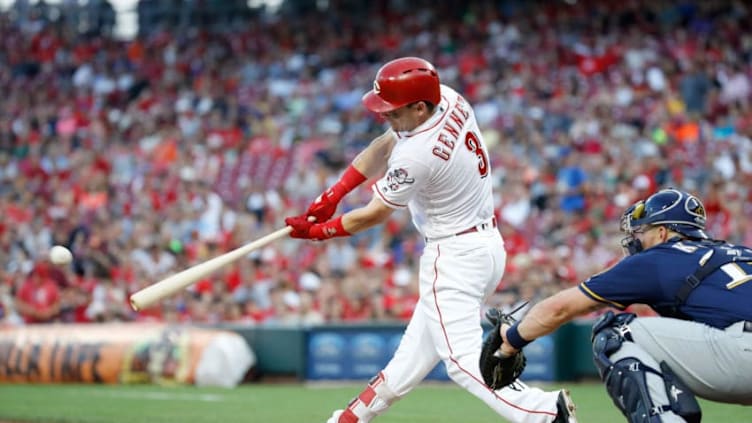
[329, 229, 561, 422]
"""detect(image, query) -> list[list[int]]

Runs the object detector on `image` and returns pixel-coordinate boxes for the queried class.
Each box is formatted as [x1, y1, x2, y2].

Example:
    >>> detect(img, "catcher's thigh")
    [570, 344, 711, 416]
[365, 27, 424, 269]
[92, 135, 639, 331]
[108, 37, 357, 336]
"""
[629, 317, 752, 405]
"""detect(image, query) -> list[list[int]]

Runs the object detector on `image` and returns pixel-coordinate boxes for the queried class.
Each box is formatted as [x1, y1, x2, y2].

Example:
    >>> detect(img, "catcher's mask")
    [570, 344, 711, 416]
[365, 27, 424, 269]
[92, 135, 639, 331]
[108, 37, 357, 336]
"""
[620, 188, 708, 255]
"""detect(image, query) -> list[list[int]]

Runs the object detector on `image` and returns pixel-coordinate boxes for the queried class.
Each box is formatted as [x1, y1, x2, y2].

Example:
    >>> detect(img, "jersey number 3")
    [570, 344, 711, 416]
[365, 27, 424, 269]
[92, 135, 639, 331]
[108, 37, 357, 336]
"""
[465, 132, 489, 178]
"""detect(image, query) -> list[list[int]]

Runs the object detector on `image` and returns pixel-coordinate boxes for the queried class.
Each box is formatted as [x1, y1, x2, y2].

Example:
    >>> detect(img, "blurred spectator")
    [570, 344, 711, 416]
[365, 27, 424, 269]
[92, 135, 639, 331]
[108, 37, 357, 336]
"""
[130, 239, 177, 280]
[679, 60, 711, 116]
[85, 276, 128, 322]
[14, 263, 61, 323]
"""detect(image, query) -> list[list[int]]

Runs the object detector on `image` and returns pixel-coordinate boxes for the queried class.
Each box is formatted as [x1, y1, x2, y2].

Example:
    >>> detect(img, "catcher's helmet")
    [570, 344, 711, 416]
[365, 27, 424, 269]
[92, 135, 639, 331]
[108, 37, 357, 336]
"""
[621, 188, 708, 240]
[362, 57, 441, 113]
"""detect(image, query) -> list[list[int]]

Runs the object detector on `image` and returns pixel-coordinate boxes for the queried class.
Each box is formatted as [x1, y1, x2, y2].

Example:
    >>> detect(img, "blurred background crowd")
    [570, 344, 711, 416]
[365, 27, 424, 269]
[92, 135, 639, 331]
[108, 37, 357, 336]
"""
[1, 0, 750, 327]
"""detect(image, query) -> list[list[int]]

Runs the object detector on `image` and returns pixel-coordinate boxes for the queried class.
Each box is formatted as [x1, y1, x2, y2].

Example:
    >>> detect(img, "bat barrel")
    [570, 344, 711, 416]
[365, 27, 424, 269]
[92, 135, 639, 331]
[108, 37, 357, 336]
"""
[129, 226, 292, 311]
[130, 282, 173, 311]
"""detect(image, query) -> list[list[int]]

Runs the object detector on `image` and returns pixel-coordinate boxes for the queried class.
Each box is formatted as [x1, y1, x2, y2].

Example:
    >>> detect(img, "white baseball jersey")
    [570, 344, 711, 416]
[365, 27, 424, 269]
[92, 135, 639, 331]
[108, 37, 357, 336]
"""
[372, 85, 495, 240]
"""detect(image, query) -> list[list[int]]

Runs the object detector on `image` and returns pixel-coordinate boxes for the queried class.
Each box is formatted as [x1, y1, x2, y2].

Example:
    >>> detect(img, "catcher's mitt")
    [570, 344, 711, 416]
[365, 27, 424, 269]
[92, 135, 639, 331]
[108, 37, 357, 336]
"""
[479, 307, 527, 390]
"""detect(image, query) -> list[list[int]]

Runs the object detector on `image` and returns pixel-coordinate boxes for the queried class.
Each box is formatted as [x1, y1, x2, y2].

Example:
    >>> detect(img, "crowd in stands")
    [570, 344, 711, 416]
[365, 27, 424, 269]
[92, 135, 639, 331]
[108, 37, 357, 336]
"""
[1, 0, 751, 327]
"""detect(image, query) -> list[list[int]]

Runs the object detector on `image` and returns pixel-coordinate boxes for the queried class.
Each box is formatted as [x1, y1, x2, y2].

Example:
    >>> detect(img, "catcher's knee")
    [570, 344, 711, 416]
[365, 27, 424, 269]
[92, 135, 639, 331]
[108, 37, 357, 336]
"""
[591, 312, 701, 423]
[591, 311, 637, 377]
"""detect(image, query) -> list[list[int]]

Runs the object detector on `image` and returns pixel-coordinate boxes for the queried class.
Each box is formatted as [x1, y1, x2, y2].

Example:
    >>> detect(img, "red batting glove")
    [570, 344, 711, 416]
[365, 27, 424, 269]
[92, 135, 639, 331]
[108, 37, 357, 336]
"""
[285, 215, 313, 238]
[306, 165, 366, 222]
[285, 216, 350, 241]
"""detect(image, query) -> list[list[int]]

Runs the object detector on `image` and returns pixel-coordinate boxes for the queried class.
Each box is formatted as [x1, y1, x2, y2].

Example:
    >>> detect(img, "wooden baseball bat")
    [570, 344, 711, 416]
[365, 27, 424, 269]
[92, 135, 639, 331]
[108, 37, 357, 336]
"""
[129, 226, 293, 311]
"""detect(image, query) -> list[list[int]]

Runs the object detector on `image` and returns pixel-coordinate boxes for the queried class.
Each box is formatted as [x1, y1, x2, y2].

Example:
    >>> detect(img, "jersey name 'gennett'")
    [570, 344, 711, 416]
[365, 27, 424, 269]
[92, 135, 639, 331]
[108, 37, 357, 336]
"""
[432, 95, 470, 161]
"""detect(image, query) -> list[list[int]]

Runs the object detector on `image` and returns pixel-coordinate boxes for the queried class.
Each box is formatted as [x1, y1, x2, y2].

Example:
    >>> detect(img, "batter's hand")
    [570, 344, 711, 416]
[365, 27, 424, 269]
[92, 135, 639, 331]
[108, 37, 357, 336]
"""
[306, 165, 367, 222]
[306, 189, 341, 223]
[285, 216, 350, 241]
[285, 215, 314, 238]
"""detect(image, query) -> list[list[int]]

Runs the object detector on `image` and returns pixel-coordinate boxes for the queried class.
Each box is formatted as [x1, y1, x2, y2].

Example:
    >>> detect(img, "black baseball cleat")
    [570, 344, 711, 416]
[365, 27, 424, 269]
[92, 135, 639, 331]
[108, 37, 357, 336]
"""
[553, 390, 577, 423]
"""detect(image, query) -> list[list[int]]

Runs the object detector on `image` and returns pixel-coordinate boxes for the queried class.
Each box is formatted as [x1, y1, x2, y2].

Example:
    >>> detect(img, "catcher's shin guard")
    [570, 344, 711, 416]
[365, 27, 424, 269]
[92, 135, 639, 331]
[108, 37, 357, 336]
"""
[659, 362, 701, 423]
[599, 356, 664, 423]
[334, 372, 399, 423]
[591, 312, 701, 423]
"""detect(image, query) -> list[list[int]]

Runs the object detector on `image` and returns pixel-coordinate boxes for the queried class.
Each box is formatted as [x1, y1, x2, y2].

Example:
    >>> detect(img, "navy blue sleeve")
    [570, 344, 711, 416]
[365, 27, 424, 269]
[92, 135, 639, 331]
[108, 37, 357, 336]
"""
[578, 251, 665, 309]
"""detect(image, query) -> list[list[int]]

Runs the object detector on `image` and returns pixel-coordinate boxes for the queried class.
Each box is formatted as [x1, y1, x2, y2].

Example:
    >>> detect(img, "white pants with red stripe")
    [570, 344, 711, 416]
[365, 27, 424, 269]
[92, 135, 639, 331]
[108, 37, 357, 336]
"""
[331, 230, 560, 423]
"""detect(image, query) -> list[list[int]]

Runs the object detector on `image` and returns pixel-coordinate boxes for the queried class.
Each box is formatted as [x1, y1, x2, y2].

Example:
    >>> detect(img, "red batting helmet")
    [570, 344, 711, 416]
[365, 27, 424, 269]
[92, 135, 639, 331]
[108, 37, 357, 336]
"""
[362, 57, 441, 113]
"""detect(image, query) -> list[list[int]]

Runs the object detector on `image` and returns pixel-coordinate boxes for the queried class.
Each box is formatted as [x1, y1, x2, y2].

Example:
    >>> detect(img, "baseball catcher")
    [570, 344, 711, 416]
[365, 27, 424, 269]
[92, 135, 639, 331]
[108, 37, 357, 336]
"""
[479, 307, 527, 390]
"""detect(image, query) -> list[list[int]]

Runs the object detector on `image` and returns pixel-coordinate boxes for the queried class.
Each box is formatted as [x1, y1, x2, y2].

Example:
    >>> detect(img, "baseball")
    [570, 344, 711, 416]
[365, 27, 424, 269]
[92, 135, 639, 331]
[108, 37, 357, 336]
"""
[49, 245, 73, 265]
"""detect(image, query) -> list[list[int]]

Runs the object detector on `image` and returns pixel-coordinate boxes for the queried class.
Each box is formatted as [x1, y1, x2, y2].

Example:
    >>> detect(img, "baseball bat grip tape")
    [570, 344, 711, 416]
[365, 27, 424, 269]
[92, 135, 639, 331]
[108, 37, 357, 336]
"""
[129, 226, 293, 311]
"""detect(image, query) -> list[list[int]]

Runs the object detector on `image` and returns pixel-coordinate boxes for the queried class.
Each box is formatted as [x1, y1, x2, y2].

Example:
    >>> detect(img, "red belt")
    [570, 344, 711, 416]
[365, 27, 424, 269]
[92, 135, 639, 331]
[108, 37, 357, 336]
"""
[426, 217, 497, 242]
[455, 216, 497, 236]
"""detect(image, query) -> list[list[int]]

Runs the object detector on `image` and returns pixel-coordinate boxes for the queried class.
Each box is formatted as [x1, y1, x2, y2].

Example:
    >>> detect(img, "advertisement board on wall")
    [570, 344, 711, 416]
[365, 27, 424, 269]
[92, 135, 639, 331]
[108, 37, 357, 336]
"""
[306, 326, 554, 381]
[0, 323, 254, 387]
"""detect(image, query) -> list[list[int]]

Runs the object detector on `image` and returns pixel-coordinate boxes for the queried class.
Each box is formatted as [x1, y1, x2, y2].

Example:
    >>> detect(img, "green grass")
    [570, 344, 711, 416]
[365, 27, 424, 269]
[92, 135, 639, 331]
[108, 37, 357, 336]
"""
[0, 382, 749, 422]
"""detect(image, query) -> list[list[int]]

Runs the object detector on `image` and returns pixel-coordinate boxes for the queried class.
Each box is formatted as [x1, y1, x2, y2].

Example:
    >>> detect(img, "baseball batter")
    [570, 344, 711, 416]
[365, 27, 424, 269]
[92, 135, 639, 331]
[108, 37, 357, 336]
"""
[492, 188, 752, 422]
[285, 57, 576, 423]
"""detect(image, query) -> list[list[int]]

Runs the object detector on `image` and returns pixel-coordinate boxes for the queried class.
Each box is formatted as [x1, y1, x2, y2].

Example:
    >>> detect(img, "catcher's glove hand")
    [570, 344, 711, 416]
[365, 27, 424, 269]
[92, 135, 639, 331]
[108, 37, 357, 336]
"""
[479, 307, 527, 390]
